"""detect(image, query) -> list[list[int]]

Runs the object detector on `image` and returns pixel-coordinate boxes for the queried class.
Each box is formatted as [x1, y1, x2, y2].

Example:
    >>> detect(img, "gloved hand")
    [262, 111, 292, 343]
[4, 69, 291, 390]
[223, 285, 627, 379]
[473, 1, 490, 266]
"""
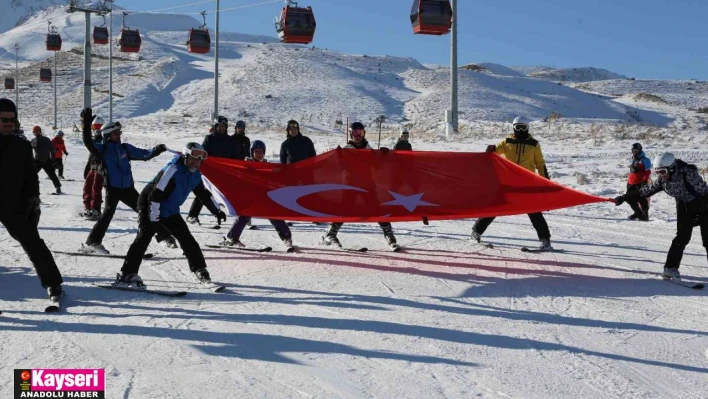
[25, 196, 41, 226]
[486, 145, 496, 153]
[80, 108, 93, 131]
[613, 195, 625, 206]
[380, 147, 389, 154]
[215, 210, 227, 224]
[629, 166, 636, 173]
[154, 144, 167, 154]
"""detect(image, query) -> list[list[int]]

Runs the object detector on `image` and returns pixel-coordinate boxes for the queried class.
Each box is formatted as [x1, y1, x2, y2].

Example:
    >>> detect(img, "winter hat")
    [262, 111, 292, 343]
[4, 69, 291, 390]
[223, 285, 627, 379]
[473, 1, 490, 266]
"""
[0, 98, 17, 116]
[235, 120, 246, 129]
[56, 130, 64, 137]
[251, 140, 266, 157]
[350, 121, 365, 131]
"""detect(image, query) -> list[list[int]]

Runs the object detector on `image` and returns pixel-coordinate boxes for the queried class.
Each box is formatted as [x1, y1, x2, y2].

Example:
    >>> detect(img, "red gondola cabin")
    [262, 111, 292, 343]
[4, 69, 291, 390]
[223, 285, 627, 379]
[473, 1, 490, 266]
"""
[276, 4, 316, 44]
[4, 78, 14, 90]
[93, 26, 109, 45]
[188, 29, 210, 54]
[40, 68, 52, 83]
[410, 0, 453, 35]
[118, 29, 141, 53]
[46, 32, 62, 51]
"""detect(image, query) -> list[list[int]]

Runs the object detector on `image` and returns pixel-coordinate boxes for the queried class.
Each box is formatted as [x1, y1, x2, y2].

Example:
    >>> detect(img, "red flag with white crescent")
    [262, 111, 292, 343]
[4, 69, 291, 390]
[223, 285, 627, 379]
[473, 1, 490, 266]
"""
[199, 149, 609, 222]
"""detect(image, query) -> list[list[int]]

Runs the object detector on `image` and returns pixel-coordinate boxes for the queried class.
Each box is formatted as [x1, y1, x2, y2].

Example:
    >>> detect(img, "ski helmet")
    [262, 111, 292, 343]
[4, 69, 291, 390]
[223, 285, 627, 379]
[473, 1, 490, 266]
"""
[100, 121, 122, 140]
[286, 119, 299, 131]
[512, 116, 530, 130]
[631, 143, 642, 152]
[653, 152, 675, 170]
[401, 129, 409, 137]
[251, 140, 266, 157]
[56, 130, 64, 137]
[183, 142, 208, 160]
[92, 115, 105, 131]
[0, 98, 17, 116]
[32, 126, 41, 134]
[213, 116, 228, 128]
[350, 121, 365, 131]
[235, 120, 246, 129]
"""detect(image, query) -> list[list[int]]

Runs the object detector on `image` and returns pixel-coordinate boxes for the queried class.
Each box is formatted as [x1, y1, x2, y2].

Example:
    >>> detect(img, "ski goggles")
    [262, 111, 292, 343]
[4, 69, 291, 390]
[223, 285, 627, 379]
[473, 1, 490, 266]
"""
[513, 124, 529, 132]
[288, 122, 299, 129]
[102, 121, 122, 135]
[655, 168, 669, 176]
[0, 117, 17, 123]
[186, 148, 208, 160]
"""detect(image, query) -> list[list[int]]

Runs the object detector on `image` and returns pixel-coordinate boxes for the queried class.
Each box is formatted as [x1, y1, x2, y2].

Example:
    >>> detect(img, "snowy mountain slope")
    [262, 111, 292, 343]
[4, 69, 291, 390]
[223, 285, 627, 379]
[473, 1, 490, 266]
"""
[461, 62, 525, 77]
[572, 79, 708, 111]
[529, 67, 628, 83]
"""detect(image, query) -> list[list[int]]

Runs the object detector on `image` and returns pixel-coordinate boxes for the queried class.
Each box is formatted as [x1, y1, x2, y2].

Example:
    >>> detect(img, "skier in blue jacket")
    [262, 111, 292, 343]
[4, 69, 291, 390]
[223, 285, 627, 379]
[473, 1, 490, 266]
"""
[116, 143, 227, 288]
[79, 108, 175, 254]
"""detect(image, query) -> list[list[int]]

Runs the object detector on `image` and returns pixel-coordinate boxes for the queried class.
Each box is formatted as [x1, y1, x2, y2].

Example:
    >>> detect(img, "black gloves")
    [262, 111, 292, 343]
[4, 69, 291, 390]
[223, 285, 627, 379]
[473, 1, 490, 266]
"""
[25, 196, 41, 226]
[613, 195, 625, 206]
[215, 211, 227, 224]
[80, 108, 93, 132]
[486, 145, 496, 153]
[154, 144, 167, 154]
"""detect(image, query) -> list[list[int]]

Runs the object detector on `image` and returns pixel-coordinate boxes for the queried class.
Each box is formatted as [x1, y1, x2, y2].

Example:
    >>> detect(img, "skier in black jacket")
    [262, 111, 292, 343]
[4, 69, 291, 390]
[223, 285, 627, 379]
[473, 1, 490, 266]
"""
[187, 116, 237, 224]
[0, 98, 64, 301]
[231, 120, 251, 161]
[393, 130, 412, 151]
[279, 120, 316, 164]
[31, 125, 62, 195]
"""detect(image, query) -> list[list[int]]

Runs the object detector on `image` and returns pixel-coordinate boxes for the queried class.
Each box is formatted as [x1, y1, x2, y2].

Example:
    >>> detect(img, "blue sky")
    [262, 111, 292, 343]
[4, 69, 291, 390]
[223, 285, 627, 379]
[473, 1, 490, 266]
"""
[118, 0, 708, 80]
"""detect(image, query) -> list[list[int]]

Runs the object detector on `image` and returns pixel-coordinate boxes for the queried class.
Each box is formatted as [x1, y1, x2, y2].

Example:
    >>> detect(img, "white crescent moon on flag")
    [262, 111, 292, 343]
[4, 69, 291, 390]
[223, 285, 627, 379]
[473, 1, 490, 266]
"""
[268, 184, 368, 217]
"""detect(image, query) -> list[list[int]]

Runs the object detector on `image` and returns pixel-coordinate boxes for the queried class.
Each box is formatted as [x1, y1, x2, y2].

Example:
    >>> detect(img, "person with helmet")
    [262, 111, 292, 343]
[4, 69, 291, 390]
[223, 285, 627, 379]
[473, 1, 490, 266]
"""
[394, 129, 412, 151]
[474, 116, 553, 251]
[221, 140, 294, 250]
[322, 122, 399, 249]
[614, 152, 708, 280]
[623, 143, 652, 221]
[0, 98, 64, 301]
[231, 120, 251, 161]
[82, 115, 106, 219]
[50, 130, 68, 179]
[186, 116, 237, 225]
[279, 120, 316, 164]
[117, 142, 227, 288]
[78, 108, 175, 254]
[30, 125, 62, 195]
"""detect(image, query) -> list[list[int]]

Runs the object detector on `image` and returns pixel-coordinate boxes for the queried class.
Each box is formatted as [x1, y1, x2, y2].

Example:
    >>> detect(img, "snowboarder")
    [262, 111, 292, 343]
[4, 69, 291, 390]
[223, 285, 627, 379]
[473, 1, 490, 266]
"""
[279, 119, 316, 164]
[322, 122, 398, 248]
[231, 120, 251, 161]
[0, 98, 64, 300]
[614, 152, 708, 280]
[221, 140, 293, 249]
[187, 116, 237, 225]
[474, 116, 553, 250]
[79, 108, 176, 254]
[31, 125, 62, 195]
[394, 130, 412, 151]
[82, 115, 105, 220]
[116, 143, 227, 288]
[622, 142, 652, 221]
[51, 130, 68, 179]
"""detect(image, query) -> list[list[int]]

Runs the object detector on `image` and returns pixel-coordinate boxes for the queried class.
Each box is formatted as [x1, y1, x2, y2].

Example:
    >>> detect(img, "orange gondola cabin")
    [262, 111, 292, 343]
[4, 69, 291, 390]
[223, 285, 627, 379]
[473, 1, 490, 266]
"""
[275, 2, 316, 44]
[40, 68, 52, 83]
[410, 0, 453, 35]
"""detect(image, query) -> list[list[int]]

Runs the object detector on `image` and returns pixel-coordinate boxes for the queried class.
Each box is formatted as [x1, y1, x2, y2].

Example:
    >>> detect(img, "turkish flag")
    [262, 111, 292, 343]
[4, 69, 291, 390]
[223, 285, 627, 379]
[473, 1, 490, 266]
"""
[199, 149, 609, 222]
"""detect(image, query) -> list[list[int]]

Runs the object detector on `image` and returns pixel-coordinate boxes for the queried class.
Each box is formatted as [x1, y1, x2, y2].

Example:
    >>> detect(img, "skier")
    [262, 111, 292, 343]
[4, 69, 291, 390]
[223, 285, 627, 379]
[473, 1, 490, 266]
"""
[622, 143, 652, 221]
[614, 152, 708, 280]
[116, 143, 227, 288]
[322, 122, 398, 249]
[279, 120, 316, 164]
[31, 126, 62, 195]
[0, 98, 64, 300]
[474, 116, 553, 250]
[51, 130, 68, 179]
[231, 120, 251, 161]
[186, 116, 236, 225]
[78, 108, 176, 254]
[82, 115, 105, 220]
[221, 140, 293, 249]
[394, 130, 413, 151]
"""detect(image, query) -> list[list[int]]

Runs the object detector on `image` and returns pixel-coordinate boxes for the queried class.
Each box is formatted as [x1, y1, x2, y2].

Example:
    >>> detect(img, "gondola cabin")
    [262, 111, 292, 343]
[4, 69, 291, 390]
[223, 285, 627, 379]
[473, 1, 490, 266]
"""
[276, 5, 316, 44]
[4, 78, 14, 90]
[93, 26, 109, 45]
[46, 32, 62, 51]
[118, 29, 141, 53]
[410, 0, 453, 35]
[187, 29, 210, 54]
[39, 68, 52, 83]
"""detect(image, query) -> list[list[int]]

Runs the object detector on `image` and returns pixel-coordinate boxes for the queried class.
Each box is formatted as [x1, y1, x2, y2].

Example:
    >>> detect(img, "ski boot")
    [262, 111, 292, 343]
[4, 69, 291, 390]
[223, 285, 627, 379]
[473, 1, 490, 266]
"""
[47, 285, 64, 301]
[80, 242, 110, 255]
[55, 187, 62, 195]
[194, 268, 211, 284]
[638, 212, 649, 222]
[186, 216, 200, 225]
[113, 272, 146, 289]
[161, 235, 179, 249]
[221, 237, 245, 247]
[470, 231, 481, 243]
[662, 267, 681, 280]
[322, 234, 341, 247]
[538, 238, 553, 251]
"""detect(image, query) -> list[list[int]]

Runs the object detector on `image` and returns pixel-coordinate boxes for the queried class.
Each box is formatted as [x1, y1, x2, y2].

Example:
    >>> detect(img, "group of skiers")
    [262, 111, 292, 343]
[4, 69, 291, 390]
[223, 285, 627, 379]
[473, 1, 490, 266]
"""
[1, 94, 707, 304]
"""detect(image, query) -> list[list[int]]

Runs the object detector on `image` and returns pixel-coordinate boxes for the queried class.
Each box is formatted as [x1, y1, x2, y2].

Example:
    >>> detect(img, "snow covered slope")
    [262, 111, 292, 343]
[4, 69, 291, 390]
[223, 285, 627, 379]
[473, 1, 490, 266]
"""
[529, 67, 628, 83]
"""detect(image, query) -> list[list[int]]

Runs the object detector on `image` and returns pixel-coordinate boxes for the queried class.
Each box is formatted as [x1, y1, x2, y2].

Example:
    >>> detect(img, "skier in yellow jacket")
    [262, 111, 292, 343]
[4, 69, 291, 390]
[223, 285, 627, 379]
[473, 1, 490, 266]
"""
[473, 116, 553, 251]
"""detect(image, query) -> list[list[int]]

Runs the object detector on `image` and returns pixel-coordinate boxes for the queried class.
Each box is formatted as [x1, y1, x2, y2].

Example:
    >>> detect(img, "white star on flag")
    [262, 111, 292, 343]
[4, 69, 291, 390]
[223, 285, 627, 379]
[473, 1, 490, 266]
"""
[382, 191, 439, 212]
